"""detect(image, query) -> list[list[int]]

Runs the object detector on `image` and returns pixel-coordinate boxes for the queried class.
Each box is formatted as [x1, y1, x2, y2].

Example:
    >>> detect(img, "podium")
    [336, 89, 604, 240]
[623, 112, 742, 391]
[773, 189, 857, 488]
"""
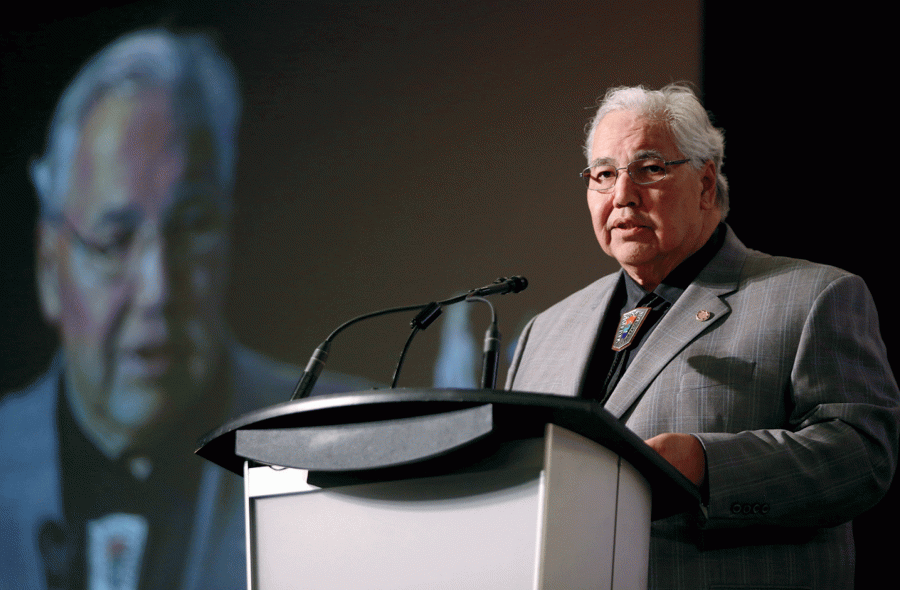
[196, 389, 699, 589]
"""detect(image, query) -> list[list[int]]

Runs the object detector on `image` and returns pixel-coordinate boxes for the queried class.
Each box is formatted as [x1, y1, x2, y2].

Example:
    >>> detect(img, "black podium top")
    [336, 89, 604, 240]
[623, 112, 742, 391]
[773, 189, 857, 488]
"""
[196, 388, 700, 520]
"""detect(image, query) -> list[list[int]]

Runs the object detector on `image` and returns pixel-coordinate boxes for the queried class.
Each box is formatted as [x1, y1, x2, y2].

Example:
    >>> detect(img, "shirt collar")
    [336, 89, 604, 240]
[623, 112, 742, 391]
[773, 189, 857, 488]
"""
[622, 223, 727, 307]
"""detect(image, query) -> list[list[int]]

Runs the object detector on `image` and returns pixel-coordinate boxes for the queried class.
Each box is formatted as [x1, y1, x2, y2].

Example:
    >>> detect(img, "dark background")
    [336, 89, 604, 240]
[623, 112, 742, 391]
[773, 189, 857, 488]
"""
[2, 1, 894, 586]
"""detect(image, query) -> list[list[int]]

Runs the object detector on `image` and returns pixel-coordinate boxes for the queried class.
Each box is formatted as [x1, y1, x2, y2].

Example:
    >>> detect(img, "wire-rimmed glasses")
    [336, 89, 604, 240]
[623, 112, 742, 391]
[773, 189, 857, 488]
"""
[580, 158, 691, 192]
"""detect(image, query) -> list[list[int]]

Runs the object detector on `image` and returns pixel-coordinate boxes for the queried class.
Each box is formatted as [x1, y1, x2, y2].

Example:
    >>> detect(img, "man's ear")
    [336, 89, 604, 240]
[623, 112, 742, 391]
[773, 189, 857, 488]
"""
[36, 221, 62, 325]
[699, 160, 717, 210]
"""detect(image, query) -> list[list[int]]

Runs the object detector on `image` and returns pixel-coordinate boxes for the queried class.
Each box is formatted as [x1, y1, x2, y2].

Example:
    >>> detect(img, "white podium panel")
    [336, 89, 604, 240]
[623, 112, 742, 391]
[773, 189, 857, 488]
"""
[539, 424, 651, 590]
[245, 425, 651, 590]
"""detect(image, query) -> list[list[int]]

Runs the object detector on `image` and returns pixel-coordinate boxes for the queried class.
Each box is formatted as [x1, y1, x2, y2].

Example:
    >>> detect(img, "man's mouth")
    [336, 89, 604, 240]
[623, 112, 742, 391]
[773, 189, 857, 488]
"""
[120, 344, 176, 379]
[611, 219, 651, 232]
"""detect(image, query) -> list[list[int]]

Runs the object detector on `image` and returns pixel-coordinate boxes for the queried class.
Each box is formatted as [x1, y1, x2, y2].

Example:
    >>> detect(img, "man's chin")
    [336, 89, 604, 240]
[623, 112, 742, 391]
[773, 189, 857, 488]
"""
[610, 242, 658, 267]
[106, 370, 209, 431]
[106, 386, 166, 429]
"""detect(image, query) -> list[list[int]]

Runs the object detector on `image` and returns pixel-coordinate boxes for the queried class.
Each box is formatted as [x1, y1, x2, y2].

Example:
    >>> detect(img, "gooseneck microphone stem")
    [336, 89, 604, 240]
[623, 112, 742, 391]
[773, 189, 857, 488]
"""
[289, 276, 528, 400]
[390, 325, 421, 388]
[290, 302, 429, 400]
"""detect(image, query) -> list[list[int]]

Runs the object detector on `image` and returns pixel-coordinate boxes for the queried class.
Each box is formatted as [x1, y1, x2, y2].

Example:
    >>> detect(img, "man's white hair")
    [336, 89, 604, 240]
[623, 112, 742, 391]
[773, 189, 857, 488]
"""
[584, 83, 729, 218]
[30, 28, 241, 216]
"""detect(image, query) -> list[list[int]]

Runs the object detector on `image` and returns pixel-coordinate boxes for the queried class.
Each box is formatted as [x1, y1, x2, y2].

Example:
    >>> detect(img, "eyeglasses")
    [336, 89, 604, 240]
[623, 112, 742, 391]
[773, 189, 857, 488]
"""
[580, 158, 691, 192]
[48, 206, 227, 280]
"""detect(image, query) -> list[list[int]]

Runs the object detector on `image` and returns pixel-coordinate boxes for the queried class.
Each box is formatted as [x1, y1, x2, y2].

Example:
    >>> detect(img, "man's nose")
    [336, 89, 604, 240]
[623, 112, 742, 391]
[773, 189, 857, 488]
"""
[132, 234, 173, 311]
[612, 171, 641, 208]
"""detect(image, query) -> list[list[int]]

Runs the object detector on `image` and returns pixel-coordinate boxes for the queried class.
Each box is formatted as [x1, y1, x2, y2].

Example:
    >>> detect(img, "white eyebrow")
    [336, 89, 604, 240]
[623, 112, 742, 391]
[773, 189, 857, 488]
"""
[588, 149, 666, 169]
[633, 149, 665, 161]
[588, 156, 615, 169]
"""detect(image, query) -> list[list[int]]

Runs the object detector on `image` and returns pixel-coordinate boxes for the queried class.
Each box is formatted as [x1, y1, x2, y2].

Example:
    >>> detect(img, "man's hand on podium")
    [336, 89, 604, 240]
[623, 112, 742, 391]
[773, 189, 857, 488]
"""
[645, 433, 707, 487]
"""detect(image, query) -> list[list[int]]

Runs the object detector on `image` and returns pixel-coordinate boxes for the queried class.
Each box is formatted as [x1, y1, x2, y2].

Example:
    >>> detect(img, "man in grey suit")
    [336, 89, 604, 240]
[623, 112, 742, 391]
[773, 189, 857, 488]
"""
[0, 28, 368, 590]
[506, 84, 899, 589]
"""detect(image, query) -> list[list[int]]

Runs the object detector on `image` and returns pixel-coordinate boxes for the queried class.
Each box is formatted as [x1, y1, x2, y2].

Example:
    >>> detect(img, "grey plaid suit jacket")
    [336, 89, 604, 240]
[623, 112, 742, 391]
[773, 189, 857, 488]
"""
[506, 226, 899, 589]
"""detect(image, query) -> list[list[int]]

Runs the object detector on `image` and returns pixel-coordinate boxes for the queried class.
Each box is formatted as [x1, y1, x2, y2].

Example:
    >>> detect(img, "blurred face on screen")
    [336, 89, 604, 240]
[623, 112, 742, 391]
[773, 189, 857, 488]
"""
[37, 87, 231, 455]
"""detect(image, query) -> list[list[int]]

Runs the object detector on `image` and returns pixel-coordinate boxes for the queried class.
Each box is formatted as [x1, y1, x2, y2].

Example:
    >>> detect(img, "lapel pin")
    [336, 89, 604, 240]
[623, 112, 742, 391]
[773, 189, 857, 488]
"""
[696, 310, 712, 322]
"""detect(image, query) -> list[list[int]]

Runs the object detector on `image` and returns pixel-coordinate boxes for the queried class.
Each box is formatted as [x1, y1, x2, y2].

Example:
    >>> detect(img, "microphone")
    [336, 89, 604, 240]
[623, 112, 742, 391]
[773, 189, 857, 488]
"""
[467, 276, 528, 298]
[290, 276, 529, 400]
[479, 308, 501, 389]
[290, 341, 331, 400]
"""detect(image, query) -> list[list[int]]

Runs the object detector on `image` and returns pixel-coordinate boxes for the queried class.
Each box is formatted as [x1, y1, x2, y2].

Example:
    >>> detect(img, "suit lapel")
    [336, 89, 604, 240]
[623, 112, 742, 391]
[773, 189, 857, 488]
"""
[515, 273, 620, 397]
[564, 275, 621, 395]
[603, 229, 749, 419]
